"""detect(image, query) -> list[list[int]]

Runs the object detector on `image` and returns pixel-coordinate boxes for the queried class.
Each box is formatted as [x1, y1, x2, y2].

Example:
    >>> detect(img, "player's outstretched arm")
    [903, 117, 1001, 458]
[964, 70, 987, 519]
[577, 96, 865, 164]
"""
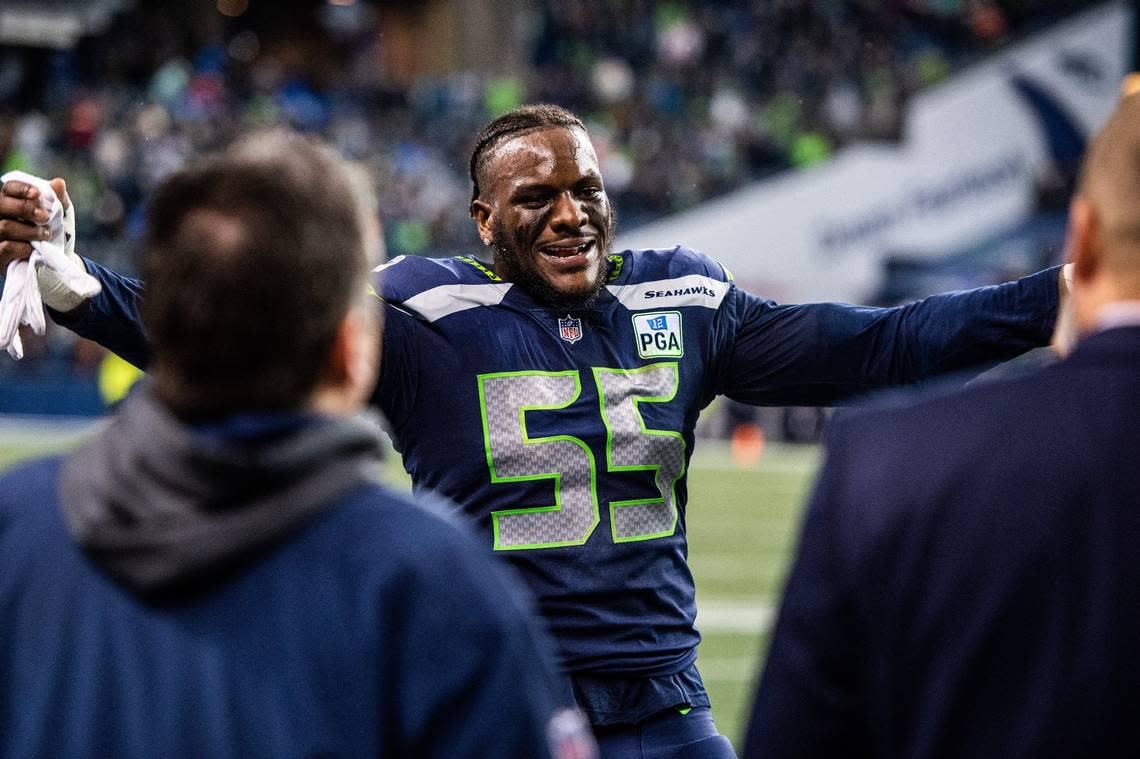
[0, 177, 151, 368]
[53, 257, 149, 369]
[718, 267, 1060, 406]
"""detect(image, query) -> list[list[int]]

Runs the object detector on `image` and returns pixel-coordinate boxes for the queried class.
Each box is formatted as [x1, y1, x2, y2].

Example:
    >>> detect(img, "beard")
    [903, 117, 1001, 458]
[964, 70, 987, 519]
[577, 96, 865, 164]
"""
[491, 207, 616, 311]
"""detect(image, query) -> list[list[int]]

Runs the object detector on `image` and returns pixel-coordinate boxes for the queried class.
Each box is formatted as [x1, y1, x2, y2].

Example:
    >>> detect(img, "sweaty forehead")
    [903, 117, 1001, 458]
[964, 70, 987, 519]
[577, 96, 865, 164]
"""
[482, 127, 598, 190]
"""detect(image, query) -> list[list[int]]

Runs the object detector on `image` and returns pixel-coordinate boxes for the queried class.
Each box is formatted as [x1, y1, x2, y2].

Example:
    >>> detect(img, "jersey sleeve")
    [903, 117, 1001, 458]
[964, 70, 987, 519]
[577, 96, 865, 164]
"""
[372, 299, 420, 431]
[368, 255, 491, 436]
[715, 266, 1059, 406]
[50, 258, 152, 370]
[46, 255, 430, 437]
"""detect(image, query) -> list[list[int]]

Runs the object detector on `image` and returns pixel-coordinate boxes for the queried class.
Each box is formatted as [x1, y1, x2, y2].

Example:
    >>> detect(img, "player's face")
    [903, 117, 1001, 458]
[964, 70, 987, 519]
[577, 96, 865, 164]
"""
[473, 127, 614, 308]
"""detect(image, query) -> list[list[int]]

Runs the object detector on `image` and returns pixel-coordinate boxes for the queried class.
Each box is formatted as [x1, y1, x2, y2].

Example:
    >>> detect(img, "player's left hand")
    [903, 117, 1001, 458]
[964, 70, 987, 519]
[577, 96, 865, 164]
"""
[0, 178, 53, 270]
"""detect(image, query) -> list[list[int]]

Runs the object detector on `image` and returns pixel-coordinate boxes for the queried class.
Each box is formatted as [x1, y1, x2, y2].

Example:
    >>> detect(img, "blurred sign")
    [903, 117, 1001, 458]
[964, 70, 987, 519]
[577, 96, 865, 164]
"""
[617, 3, 1133, 303]
[0, 1, 126, 49]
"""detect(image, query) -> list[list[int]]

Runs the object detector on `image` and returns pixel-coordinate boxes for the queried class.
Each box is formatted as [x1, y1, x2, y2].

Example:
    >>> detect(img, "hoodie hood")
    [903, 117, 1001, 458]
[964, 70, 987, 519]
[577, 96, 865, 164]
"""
[60, 384, 386, 597]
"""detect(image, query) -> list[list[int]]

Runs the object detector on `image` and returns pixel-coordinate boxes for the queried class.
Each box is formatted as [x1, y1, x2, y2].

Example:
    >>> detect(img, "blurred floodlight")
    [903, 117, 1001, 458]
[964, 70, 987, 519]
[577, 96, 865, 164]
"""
[328, 0, 358, 6]
[592, 58, 635, 103]
[216, 0, 248, 18]
[228, 30, 260, 64]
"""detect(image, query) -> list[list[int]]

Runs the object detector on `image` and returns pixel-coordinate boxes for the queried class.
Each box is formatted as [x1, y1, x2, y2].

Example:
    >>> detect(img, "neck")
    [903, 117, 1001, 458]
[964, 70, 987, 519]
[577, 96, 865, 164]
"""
[1074, 271, 1137, 335]
[307, 384, 361, 417]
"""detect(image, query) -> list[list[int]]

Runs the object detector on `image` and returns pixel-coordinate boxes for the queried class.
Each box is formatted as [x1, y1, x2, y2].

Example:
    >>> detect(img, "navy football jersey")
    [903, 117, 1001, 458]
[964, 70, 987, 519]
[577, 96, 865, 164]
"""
[56, 250, 1057, 693]
[369, 246, 1058, 679]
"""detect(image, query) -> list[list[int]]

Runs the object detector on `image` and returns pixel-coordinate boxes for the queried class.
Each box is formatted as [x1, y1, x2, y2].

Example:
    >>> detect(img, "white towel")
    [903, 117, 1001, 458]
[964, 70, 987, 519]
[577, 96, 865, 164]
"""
[0, 171, 101, 359]
[0, 254, 40, 359]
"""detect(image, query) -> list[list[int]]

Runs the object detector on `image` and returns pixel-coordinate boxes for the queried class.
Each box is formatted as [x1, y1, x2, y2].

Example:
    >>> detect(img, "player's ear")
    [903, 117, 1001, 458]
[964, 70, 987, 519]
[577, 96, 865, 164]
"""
[470, 199, 494, 247]
[1067, 195, 1101, 283]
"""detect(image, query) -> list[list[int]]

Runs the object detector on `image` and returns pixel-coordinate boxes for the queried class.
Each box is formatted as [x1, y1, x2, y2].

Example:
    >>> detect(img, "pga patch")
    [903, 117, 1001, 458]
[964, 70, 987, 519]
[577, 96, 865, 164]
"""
[632, 311, 683, 358]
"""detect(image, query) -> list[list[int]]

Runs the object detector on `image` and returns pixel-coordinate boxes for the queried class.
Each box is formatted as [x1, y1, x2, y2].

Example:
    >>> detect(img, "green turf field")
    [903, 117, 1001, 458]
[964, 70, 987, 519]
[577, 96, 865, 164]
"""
[684, 442, 818, 747]
[0, 427, 817, 751]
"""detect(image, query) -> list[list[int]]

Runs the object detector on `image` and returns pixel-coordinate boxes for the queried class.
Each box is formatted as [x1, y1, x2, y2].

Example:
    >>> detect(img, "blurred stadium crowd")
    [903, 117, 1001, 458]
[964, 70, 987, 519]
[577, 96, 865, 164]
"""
[0, 0, 1094, 399]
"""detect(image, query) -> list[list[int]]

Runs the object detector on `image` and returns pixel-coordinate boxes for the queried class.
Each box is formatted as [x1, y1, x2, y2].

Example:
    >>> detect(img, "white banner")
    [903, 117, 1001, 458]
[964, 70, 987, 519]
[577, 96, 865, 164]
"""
[616, 3, 1133, 303]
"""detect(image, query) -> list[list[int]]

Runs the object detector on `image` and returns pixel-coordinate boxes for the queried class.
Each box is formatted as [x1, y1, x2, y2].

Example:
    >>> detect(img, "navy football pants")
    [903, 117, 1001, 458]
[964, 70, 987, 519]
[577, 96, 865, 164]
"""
[593, 707, 737, 758]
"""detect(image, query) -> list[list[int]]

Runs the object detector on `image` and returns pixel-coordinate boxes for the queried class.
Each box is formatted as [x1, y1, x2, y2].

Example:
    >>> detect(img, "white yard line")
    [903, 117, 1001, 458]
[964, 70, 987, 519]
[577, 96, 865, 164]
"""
[696, 601, 775, 635]
[0, 415, 104, 446]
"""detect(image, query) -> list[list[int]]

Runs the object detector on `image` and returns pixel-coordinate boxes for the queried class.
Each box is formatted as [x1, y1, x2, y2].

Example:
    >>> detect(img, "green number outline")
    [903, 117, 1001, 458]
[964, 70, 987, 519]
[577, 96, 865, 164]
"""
[592, 363, 686, 543]
[478, 370, 600, 551]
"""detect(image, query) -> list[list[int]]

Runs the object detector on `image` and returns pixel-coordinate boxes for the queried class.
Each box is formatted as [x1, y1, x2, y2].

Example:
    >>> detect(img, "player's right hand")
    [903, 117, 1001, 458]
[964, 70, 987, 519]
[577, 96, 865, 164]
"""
[0, 178, 55, 269]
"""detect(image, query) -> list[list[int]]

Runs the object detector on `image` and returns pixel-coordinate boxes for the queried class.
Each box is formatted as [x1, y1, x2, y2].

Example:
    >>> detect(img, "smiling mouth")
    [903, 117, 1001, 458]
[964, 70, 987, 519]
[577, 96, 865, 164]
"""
[539, 239, 595, 259]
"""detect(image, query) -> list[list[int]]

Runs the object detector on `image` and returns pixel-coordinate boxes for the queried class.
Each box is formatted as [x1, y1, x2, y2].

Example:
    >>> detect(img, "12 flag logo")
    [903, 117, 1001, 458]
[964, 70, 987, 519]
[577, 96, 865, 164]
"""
[632, 311, 683, 358]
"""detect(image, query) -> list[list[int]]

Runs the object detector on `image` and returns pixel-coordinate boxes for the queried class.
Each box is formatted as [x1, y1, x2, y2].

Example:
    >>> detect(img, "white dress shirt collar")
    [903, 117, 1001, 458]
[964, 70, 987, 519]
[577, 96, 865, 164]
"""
[1096, 301, 1140, 332]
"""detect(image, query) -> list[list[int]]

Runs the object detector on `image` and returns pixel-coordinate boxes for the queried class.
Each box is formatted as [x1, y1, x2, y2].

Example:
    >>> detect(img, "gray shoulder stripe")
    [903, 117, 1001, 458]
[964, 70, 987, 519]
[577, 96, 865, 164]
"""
[403, 282, 513, 322]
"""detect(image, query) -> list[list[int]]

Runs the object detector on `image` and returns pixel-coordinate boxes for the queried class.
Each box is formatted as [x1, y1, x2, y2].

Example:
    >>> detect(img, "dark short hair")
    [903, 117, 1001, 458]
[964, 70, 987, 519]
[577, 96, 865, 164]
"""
[141, 131, 374, 419]
[469, 104, 587, 203]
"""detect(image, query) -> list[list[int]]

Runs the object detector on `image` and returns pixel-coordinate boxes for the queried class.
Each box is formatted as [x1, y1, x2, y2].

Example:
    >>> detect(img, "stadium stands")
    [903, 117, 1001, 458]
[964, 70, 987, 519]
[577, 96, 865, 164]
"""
[0, 0, 1103, 412]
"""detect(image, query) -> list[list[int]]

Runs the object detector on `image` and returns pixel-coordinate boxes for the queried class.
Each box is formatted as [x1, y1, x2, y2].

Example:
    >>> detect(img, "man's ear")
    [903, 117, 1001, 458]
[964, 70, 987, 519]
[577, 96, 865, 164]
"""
[471, 199, 494, 247]
[1067, 196, 1101, 282]
[323, 307, 379, 403]
[323, 316, 353, 387]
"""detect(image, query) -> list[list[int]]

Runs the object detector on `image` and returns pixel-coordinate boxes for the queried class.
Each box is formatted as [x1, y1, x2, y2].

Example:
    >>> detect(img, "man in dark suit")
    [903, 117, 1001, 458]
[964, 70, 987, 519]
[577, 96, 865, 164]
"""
[744, 91, 1140, 759]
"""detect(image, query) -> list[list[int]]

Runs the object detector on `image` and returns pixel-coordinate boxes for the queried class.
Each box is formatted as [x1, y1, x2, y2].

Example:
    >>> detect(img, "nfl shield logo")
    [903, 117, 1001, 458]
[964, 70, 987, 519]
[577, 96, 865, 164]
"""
[558, 315, 583, 344]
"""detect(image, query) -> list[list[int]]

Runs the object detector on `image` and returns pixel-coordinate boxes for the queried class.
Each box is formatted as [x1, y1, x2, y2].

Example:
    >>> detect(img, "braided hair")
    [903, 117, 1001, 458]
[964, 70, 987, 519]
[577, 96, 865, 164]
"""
[468, 104, 586, 204]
